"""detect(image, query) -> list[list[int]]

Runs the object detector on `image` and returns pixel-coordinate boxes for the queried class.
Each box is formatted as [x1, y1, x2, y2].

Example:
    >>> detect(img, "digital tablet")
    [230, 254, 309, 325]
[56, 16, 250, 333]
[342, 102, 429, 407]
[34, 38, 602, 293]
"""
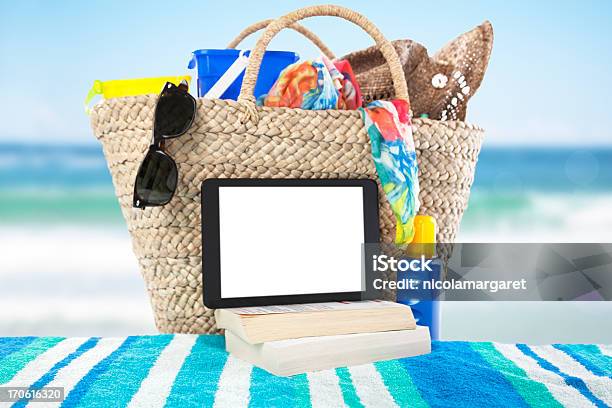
[201, 178, 379, 308]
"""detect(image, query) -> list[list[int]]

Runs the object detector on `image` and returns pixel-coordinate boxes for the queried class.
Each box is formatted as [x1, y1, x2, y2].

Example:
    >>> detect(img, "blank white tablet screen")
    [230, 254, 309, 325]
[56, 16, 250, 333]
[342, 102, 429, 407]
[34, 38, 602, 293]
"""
[218, 186, 365, 298]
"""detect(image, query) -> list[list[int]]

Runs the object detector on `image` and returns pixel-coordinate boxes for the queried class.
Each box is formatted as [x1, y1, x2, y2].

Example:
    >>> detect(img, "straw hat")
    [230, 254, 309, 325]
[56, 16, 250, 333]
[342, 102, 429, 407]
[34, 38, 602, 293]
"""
[343, 21, 494, 121]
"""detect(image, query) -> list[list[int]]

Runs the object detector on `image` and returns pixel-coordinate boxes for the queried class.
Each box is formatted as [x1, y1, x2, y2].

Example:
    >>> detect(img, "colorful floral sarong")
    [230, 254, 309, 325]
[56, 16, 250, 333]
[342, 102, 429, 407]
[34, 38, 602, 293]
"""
[360, 99, 420, 244]
[257, 56, 361, 110]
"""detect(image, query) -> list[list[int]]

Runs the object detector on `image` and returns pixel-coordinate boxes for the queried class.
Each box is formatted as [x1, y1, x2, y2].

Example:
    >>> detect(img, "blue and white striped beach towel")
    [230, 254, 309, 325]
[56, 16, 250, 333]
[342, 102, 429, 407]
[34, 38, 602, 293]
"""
[0, 335, 611, 407]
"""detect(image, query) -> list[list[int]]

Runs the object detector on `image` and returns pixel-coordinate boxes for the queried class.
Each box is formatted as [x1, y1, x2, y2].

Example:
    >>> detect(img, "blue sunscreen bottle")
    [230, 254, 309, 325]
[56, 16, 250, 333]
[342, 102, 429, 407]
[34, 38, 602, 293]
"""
[396, 215, 441, 340]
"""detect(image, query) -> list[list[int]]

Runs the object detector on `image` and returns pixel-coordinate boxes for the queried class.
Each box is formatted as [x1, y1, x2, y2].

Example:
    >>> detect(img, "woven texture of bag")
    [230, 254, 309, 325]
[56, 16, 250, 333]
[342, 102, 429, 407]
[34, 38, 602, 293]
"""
[91, 5, 484, 334]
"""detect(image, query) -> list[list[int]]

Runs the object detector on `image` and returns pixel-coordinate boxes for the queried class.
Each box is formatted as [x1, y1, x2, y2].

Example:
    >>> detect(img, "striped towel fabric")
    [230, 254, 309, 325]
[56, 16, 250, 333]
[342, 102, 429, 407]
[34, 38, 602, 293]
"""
[0, 336, 611, 407]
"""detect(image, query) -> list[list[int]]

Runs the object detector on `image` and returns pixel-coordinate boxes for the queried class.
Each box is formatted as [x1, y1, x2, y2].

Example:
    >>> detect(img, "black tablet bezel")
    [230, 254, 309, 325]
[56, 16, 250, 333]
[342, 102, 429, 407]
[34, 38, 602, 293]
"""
[201, 178, 380, 309]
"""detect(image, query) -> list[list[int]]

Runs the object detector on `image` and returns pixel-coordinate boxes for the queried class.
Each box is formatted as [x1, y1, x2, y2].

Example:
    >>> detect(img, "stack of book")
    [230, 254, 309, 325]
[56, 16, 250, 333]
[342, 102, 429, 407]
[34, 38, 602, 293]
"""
[215, 300, 431, 376]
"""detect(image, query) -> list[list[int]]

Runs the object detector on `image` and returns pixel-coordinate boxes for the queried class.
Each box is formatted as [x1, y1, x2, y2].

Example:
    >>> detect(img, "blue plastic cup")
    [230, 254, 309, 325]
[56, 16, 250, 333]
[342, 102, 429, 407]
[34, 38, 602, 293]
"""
[188, 49, 299, 99]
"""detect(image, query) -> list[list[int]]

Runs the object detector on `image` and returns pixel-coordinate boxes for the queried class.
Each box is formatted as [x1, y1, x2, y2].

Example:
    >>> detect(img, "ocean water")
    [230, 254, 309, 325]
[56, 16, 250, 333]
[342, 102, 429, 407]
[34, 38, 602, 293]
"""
[462, 147, 612, 241]
[1, 143, 611, 339]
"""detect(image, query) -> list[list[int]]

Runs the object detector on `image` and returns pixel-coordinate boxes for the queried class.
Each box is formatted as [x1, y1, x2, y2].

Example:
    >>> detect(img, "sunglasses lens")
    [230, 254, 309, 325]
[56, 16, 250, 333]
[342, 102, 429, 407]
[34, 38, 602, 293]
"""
[155, 90, 195, 137]
[133, 148, 178, 208]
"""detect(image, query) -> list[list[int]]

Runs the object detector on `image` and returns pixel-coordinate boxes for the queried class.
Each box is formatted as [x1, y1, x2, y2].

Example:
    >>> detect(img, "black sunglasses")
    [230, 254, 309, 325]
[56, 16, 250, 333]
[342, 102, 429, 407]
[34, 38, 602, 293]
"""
[133, 81, 196, 209]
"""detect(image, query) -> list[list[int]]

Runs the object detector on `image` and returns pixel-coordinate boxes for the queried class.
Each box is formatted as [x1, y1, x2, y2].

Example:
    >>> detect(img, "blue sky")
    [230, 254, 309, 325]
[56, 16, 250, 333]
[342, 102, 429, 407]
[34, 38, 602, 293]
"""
[0, 0, 610, 145]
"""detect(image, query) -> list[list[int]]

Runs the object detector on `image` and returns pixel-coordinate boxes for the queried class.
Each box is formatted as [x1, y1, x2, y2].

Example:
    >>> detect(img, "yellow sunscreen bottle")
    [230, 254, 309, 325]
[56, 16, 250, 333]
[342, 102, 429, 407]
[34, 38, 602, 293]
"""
[407, 215, 437, 258]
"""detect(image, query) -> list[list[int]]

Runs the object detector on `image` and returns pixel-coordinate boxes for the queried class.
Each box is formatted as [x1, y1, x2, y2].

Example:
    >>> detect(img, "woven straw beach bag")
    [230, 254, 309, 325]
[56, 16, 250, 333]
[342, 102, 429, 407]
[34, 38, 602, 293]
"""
[91, 5, 484, 334]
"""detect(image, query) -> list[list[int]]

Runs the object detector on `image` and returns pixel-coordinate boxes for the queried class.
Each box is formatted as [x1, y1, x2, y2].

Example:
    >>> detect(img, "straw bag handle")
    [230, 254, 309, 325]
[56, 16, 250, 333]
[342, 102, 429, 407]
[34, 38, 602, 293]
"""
[227, 19, 336, 60]
[238, 5, 409, 114]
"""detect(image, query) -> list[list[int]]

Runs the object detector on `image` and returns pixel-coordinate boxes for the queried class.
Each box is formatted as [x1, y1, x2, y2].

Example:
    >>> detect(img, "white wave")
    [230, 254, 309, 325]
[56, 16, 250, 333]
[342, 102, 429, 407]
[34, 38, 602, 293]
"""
[0, 226, 156, 336]
[459, 192, 612, 242]
[1, 226, 137, 277]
